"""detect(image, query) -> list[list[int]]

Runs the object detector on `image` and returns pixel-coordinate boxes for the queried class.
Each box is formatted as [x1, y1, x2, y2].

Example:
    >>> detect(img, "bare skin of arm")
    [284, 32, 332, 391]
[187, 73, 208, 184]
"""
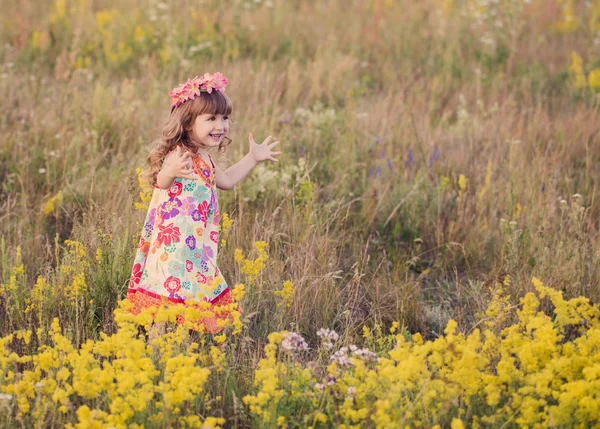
[215, 133, 281, 190]
[156, 146, 195, 189]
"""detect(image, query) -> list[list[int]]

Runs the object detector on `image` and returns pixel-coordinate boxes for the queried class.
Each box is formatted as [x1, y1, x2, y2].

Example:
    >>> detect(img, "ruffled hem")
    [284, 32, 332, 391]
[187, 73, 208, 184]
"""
[126, 287, 240, 334]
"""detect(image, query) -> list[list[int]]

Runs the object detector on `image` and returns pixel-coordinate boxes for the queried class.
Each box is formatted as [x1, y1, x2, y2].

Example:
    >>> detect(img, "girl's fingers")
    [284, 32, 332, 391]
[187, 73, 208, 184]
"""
[271, 151, 282, 155]
[269, 141, 280, 148]
[270, 157, 279, 162]
[262, 135, 272, 145]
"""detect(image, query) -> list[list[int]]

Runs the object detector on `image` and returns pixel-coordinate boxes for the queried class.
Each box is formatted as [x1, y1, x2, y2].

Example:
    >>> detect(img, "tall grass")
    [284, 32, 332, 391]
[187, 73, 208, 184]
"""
[0, 0, 599, 424]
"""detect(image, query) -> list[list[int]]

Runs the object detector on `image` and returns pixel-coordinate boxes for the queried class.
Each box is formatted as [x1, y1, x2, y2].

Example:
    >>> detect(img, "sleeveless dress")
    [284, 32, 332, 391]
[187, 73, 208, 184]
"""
[127, 151, 238, 334]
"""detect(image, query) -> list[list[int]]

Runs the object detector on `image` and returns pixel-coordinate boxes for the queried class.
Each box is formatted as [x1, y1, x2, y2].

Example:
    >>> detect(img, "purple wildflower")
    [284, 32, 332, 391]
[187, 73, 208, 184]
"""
[280, 116, 290, 123]
[387, 158, 394, 174]
[428, 146, 440, 167]
[375, 136, 382, 144]
[541, 183, 545, 193]
[405, 149, 415, 168]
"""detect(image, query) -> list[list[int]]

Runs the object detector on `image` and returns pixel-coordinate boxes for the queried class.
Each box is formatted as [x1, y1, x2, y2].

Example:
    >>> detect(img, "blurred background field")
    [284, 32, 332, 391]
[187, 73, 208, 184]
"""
[1, 0, 600, 427]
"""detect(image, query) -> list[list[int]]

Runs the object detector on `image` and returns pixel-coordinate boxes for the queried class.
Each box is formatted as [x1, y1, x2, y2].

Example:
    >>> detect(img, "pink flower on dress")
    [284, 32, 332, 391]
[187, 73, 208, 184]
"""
[197, 200, 210, 223]
[168, 181, 183, 198]
[196, 272, 207, 284]
[130, 263, 142, 287]
[164, 276, 181, 293]
[210, 231, 219, 243]
[157, 223, 181, 246]
[186, 260, 194, 272]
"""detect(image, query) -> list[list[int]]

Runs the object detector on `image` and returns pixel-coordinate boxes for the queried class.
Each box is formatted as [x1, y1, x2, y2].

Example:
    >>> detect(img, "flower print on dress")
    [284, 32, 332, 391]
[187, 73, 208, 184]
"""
[180, 196, 196, 216]
[197, 200, 210, 224]
[185, 235, 196, 250]
[201, 244, 214, 262]
[168, 181, 183, 198]
[144, 221, 154, 236]
[197, 272, 207, 284]
[164, 276, 182, 294]
[210, 190, 218, 210]
[139, 239, 150, 256]
[168, 260, 186, 277]
[144, 208, 157, 236]
[193, 183, 210, 201]
[127, 151, 236, 334]
[156, 222, 181, 247]
[130, 263, 142, 287]
[162, 198, 183, 220]
[191, 209, 202, 222]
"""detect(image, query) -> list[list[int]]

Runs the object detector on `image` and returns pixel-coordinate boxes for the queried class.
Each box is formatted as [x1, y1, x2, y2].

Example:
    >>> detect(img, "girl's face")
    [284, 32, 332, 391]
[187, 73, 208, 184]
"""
[188, 113, 230, 151]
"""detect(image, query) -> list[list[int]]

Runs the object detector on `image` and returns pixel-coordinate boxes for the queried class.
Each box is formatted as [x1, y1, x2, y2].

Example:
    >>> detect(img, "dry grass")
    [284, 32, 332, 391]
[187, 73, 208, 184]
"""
[0, 0, 599, 344]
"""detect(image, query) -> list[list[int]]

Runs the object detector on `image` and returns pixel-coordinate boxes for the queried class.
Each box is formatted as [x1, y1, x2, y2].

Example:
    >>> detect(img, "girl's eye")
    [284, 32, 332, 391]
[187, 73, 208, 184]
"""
[223, 116, 229, 120]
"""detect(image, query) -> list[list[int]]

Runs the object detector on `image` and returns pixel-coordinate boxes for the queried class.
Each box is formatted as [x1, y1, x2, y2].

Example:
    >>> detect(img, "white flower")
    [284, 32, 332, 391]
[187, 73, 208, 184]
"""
[351, 347, 377, 362]
[330, 347, 352, 367]
[281, 332, 309, 353]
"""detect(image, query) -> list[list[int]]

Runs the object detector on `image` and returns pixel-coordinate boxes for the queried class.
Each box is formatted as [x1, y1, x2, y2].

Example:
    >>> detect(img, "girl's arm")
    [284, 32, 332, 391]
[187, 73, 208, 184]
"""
[157, 147, 195, 189]
[215, 133, 281, 190]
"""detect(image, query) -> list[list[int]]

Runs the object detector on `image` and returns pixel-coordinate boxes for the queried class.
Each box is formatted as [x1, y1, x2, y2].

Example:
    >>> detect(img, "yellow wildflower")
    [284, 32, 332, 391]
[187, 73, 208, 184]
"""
[589, 68, 600, 90]
[274, 280, 294, 308]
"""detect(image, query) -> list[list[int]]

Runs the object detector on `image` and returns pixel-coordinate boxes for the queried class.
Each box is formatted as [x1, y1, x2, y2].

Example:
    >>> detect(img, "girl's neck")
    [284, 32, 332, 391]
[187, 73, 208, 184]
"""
[182, 141, 210, 156]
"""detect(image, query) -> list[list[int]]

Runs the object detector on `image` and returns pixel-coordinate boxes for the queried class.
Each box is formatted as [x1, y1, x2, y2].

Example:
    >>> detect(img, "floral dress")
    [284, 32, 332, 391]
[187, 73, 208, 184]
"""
[127, 151, 238, 334]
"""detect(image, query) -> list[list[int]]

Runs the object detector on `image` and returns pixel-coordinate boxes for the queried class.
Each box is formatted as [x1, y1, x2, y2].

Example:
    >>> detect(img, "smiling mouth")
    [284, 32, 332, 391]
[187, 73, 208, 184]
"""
[209, 133, 223, 140]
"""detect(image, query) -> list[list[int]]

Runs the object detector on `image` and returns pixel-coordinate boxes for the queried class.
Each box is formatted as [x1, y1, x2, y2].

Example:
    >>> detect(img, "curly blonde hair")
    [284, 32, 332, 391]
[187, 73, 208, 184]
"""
[142, 91, 233, 187]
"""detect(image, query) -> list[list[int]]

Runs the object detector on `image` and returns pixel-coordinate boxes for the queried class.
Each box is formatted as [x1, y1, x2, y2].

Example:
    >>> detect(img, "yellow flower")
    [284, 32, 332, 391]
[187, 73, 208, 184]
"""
[589, 68, 600, 90]
[232, 284, 246, 301]
[569, 51, 587, 90]
[220, 212, 233, 234]
[42, 191, 64, 215]
[274, 280, 294, 308]
[451, 418, 465, 429]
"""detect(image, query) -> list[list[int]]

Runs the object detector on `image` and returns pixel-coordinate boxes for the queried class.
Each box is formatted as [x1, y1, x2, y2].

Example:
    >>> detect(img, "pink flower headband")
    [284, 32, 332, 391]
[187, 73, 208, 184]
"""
[168, 72, 229, 108]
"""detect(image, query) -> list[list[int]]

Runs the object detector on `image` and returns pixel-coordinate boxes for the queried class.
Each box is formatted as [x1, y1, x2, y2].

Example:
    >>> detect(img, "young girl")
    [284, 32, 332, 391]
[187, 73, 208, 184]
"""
[127, 72, 281, 334]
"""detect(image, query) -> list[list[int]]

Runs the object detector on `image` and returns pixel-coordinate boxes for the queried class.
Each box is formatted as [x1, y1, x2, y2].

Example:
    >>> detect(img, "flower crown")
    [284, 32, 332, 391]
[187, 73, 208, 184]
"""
[168, 72, 229, 108]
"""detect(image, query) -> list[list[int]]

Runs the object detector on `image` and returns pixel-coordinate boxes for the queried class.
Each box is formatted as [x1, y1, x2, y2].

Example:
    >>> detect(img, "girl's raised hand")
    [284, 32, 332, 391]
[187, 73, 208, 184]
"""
[249, 132, 281, 163]
[163, 146, 196, 180]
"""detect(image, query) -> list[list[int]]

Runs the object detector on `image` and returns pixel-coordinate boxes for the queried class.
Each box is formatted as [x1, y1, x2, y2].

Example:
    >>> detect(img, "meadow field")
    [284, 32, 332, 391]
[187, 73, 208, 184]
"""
[1, 0, 600, 427]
